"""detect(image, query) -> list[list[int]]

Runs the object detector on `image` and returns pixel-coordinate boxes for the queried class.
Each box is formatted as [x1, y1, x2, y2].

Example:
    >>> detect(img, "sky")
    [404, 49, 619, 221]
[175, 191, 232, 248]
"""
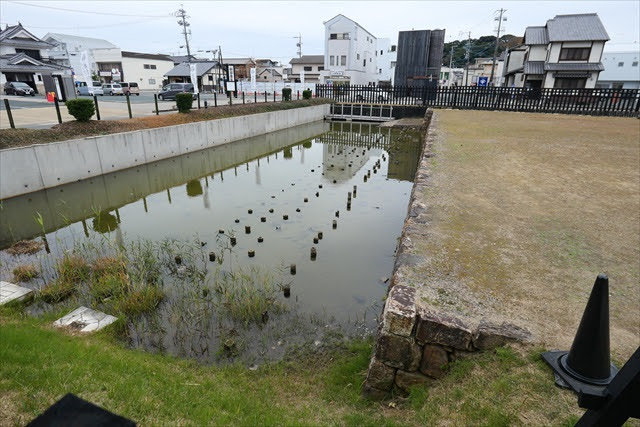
[2, 0, 639, 63]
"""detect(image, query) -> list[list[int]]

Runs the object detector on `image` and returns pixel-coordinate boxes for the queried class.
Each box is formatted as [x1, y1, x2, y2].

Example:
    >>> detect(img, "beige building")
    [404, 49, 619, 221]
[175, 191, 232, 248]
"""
[121, 51, 174, 90]
[288, 55, 324, 85]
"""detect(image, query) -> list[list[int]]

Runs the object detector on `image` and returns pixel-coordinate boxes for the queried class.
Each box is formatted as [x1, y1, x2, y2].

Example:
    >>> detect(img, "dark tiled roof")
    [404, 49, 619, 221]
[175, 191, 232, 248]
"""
[524, 61, 545, 74]
[546, 14, 609, 42]
[524, 27, 548, 45]
[290, 55, 324, 65]
[544, 62, 604, 71]
[0, 23, 54, 48]
[122, 51, 173, 61]
[0, 53, 66, 72]
[164, 61, 220, 77]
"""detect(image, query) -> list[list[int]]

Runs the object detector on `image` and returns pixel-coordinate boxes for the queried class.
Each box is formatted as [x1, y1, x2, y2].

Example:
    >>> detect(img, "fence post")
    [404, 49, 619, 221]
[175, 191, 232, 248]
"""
[229, 93, 232, 106]
[197, 93, 201, 109]
[254, 91, 257, 103]
[265, 92, 267, 103]
[214, 92, 217, 107]
[297, 90, 300, 100]
[242, 91, 245, 104]
[93, 95, 101, 120]
[273, 91, 276, 102]
[53, 95, 62, 124]
[3, 99, 15, 128]
[126, 92, 132, 119]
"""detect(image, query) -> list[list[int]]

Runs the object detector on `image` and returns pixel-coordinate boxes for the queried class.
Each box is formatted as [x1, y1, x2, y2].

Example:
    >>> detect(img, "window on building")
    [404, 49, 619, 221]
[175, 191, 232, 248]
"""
[37, 74, 42, 81]
[391, 45, 396, 52]
[366, 36, 369, 42]
[633, 61, 639, 67]
[369, 58, 372, 63]
[151, 64, 157, 69]
[391, 61, 396, 68]
[380, 50, 383, 55]
[379, 69, 382, 74]
[357, 53, 360, 60]
[149, 78, 156, 84]
[554, 78, 586, 89]
[318, 66, 324, 71]
[341, 55, 346, 66]
[342, 33, 349, 39]
[264, 76, 268, 79]
[618, 62, 624, 67]
[303, 66, 312, 71]
[559, 47, 590, 61]
[363, 59, 366, 67]
[330, 56, 335, 66]
[15, 49, 41, 60]
[330, 33, 337, 40]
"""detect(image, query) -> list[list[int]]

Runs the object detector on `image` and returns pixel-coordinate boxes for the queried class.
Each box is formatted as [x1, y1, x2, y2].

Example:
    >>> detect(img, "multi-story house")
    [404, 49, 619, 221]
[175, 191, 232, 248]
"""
[376, 38, 396, 86]
[0, 23, 71, 97]
[504, 13, 609, 89]
[320, 14, 381, 86]
[44, 33, 122, 84]
[288, 55, 324, 85]
[597, 51, 640, 89]
[121, 51, 174, 90]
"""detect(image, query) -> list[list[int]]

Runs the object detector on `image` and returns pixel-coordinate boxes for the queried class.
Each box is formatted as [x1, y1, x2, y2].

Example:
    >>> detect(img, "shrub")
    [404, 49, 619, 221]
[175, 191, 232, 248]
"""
[302, 89, 312, 100]
[66, 98, 95, 122]
[176, 93, 194, 113]
[282, 88, 292, 101]
[12, 264, 39, 282]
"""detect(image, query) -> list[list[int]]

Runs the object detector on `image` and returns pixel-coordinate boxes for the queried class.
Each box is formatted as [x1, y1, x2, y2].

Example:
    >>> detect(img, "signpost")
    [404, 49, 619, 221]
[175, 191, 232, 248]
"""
[478, 76, 488, 87]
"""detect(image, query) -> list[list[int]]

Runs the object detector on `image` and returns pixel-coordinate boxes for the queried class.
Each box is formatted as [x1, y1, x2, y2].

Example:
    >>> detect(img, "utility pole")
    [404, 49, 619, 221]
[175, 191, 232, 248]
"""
[294, 33, 302, 58]
[489, 8, 507, 85]
[464, 31, 471, 86]
[448, 45, 454, 85]
[175, 5, 192, 63]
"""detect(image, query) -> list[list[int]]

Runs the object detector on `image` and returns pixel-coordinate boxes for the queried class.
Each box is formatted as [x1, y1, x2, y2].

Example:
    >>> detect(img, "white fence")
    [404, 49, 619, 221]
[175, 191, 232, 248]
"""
[235, 81, 316, 95]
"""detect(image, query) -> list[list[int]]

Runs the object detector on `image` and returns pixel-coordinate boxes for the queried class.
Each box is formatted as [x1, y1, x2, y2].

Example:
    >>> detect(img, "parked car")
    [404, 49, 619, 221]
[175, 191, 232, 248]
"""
[120, 82, 140, 96]
[4, 81, 35, 96]
[354, 88, 389, 102]
[76, 81, 104, 96]
[158, 83, 195, 100]
[102, 83, 124, 96]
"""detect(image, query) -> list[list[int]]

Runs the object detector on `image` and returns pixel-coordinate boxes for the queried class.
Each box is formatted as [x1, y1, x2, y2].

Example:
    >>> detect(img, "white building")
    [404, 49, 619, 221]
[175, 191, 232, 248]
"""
[44, 33, 122, 83]
[320, 14, 386, 86]
[121, 51, 174, 90]
[597, 51, 640, 89]
[439, 66, 464, 86]
[288, 55, 324, 85]
[376, 38, 397, 86]
[503, 14, 609, 89]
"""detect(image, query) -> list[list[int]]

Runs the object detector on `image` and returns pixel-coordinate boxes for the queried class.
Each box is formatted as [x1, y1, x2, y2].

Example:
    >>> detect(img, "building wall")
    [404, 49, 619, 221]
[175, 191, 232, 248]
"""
[394, 29, 445, 87]
[377, 38, 396, 84]
[528, 45, 547, 61]
[599, 51, 640, 83]
[121, 56, 174, 90]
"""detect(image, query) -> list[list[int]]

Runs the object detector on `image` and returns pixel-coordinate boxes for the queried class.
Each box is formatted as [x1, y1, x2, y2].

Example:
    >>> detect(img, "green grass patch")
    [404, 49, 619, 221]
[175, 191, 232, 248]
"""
[57, 254, 91, 283]
[39, 279, 76, 303]
[12, 264, 39, 282]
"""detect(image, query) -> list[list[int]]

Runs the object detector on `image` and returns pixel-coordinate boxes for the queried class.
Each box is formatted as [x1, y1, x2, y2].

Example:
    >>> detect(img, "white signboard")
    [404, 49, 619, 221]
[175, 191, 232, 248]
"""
[330, 71, 344, 76]
[300, 69, 305, 86]
[226, 81, 236, 92]
[250, 67, 256, 91]
[227, 65, 235, 82]
[190, 63, 199, 94]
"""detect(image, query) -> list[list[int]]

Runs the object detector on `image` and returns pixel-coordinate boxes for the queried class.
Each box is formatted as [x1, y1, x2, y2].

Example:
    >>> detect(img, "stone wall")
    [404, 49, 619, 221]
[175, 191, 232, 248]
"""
[362, 110, 531, 400]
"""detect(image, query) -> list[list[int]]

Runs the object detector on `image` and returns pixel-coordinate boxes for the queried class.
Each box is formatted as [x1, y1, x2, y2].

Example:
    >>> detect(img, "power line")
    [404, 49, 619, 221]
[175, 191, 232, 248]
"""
[7, 1, 172, 18]
[0, 16, 168, 30]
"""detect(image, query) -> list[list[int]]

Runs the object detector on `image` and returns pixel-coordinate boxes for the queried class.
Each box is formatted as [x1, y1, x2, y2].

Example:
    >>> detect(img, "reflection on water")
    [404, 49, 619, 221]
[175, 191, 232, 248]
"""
[1, 120, 424, 363]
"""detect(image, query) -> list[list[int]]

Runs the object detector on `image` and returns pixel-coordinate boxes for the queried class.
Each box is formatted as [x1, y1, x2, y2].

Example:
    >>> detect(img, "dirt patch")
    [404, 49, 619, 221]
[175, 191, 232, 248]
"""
[0, 99, 331, 149]
[405, 110, 639, 361]
[6, 239, 43, 256]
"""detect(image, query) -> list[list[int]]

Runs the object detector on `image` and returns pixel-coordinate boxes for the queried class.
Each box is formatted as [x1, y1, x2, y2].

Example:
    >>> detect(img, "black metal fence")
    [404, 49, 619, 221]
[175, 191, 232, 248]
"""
[316, 84, 640, 117]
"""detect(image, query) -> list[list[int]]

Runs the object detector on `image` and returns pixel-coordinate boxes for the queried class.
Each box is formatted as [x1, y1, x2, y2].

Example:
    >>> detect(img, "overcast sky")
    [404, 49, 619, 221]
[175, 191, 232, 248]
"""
[2, 1, 639, 62]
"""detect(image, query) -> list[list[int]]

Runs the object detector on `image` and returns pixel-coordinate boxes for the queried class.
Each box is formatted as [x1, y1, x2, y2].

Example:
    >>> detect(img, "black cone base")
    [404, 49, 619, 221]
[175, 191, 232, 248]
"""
[542, 350, 618, 396]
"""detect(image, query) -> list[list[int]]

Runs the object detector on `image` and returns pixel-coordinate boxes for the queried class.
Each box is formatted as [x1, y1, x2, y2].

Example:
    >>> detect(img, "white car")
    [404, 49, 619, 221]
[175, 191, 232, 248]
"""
[102, 83, 123, 96]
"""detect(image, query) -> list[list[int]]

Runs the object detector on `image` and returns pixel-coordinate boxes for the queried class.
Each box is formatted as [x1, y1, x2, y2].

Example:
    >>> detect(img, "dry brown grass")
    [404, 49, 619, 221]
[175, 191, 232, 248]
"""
[411, 110, 639, 361]
[12, 264, 39, 282]
[0, 99, 331, 149]
[6, 239, 43, 256]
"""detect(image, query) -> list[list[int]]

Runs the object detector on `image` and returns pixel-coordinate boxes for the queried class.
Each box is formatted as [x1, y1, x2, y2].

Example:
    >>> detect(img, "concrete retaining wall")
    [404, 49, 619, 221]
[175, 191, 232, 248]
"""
[0, 104, 330, 200]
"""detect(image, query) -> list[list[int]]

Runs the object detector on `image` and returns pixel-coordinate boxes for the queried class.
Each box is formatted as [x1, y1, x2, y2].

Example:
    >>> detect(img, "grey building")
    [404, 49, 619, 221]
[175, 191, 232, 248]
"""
[393, 29, 445, 87]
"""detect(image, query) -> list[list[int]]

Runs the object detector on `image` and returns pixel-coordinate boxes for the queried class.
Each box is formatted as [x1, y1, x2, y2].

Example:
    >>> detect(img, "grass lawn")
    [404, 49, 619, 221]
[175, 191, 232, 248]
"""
[410, 110, 639, 362]
[0, 99, 331, 149]
[0, 305, 583, 426]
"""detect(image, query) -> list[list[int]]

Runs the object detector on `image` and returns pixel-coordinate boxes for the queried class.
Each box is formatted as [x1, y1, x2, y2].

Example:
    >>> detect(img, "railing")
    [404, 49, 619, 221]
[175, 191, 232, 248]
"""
[327, 103, 394, 121]
[316, 84, 640, 117]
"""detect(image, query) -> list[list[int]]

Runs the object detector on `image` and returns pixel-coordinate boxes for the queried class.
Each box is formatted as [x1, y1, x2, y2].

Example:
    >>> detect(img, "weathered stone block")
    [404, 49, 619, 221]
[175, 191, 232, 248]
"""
[419, 344, 449, 379]
[472, 322, 532, 350]
[395, 370, 431, 392]
[361, 384, 389, 401]
[415, 310, 473, 350]
[375, 333, 422, 371]
[382, 285, 417, 337]
[365, 357, 396, 391]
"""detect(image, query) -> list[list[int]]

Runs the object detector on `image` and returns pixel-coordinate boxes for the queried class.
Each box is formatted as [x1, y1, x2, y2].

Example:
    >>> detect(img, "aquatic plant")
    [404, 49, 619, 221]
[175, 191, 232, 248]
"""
[12, 264, 39, 282]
